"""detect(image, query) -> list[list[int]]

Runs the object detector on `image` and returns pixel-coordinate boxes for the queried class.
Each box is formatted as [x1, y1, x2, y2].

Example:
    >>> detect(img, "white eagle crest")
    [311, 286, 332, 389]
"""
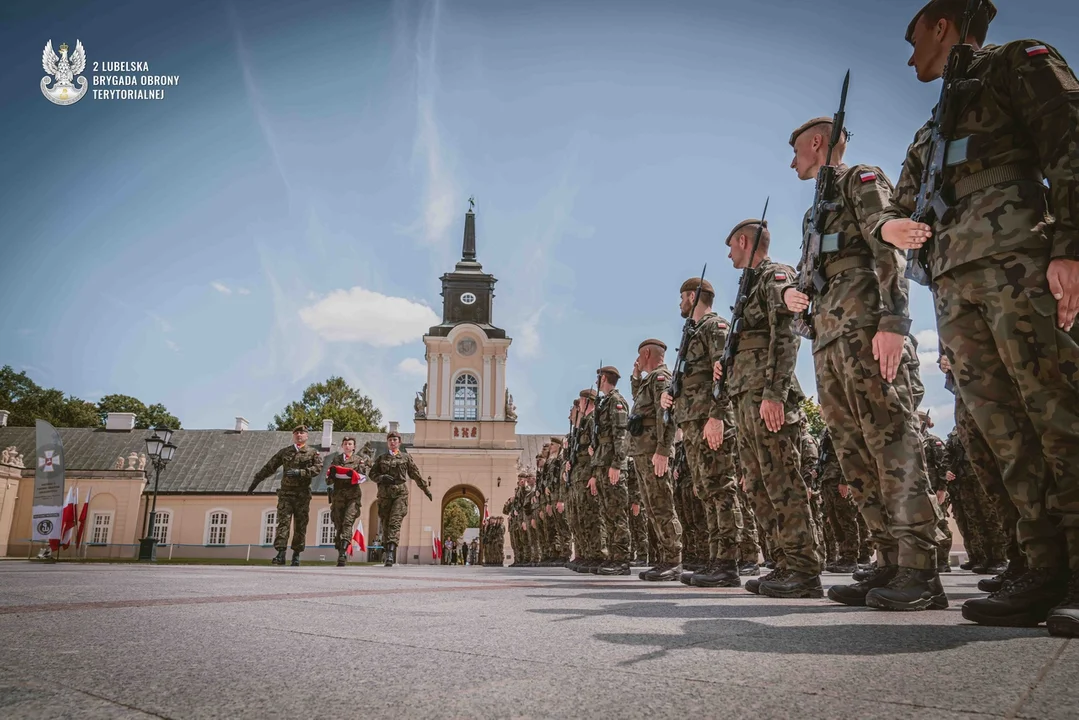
[41, 39, 88, 105]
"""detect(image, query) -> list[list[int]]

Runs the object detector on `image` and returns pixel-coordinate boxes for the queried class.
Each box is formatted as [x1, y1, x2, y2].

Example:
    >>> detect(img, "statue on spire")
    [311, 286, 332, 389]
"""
[468, 195, 475, 213]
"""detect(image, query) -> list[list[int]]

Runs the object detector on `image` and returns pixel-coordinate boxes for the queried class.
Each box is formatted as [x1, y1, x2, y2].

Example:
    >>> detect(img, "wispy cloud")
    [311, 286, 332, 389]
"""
[516, 306, 545, 359]
[298, 287, 439, 347]
[165, 339, 180, 353]
[397, 358, 428, 378]
[145, 311, 172, 334]
[237, 287, 251, 296]
[212, 282, 233, 295]
[256, 248, 325, 384]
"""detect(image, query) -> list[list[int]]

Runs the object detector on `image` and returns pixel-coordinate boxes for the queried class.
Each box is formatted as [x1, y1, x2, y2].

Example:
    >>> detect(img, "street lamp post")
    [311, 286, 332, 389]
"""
[138, 427, 177, 562]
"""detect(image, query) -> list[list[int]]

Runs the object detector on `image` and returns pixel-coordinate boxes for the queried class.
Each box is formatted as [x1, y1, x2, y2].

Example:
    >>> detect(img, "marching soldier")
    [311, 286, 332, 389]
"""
[369, 430, 433, 567]
[248, 425, 324, 566]
[590, 366, 632, 575]
[784, 109, 945, 610]
[572, 389, 605, 573]
[719, 217, 822, 598]
[325, 436, 372, 566]
[877, 0, 1079, 634]
[660, 277, 744, 588]
[629, 339, 683, 581]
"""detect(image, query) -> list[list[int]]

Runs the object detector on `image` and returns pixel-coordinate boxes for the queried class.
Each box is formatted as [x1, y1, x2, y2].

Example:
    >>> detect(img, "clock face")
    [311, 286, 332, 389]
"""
[456, 338, 477, 356]
[460, 292, 477, 305]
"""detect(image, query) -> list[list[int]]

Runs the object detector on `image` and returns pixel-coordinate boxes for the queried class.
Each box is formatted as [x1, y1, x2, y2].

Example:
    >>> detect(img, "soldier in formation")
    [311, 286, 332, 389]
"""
[369, 430, 432, 567]
[325, 436, 371, 567]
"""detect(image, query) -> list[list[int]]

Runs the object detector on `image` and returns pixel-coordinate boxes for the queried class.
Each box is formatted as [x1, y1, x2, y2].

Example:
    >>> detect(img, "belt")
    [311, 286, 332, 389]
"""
[735, 334, 770, 352]
[822, 255, 873, 280]
[953, 164, 1043, 202]
[682, 371, 713, 389]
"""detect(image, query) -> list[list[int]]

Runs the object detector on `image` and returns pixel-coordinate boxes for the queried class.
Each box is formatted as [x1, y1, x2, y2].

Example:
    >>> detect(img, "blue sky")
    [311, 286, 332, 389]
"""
[2, 0, 1076, 435]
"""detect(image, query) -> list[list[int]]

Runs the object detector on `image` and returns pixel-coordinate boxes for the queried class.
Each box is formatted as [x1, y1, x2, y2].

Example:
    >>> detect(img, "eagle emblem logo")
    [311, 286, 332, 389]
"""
[41, 39, 88, 105]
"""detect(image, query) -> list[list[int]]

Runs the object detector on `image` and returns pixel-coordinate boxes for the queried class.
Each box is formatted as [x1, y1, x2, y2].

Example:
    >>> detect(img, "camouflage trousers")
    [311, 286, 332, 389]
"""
[596, 469, 631, 563]
[954, 393, 1021, 565]
[679, 419, 743, 562]
[936, 252, 1079, 571]
[934, 496, 954, 566]
[572, 462, 605, 560]
[556, 508, 571, 560]
[629, 500, 649, 562]
[736, 483, 762, 564]
[734, 392, 822, 574]
[486, 528, 504, 566]
[631, 453, 683, 565]
[674, 470, 708, 565]
[815, 327, 943, 570]
[274, 490, 312, 553]
[821, 482, 862, 563]
[376, 484, 409, 546]
[330, 486, 362, 552]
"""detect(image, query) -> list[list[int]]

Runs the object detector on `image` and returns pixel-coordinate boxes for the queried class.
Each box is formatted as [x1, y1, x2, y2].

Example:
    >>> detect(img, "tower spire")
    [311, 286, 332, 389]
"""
[462, 196, 476, 261]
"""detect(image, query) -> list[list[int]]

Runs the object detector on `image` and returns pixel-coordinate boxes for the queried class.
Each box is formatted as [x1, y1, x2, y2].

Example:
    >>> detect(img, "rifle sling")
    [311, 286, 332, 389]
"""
[952, 164, 1043, 202]
[822, 255, 873, 280]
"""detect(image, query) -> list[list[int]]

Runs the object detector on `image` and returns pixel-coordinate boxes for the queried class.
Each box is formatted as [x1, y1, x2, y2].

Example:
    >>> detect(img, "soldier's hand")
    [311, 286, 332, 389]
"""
[838, 483, 850, 499]
[587, 446, 593, 457]
[587, 477, 598, 496]
[608, 467, 620, 485]
[659, 392, 673, 410]
[946, 470, 956, 482]
[712, 361, 723, 382]
[939, 355, 951, 373]
[740, 475, 747, 492]
[631, 503, 640, 517]
[872, 331, 904, 382]
[556, 501, 565, 513]
[880, 218, 932, 251]
[784, 288, 810, 313]
[651, 453, 669, 477]
[759, 399, 784, 433]
[936, 490, 947, 506]
[1047, 258, 1079, 330]
[703, 418, 724, 450]
[632, 359, 641, 379]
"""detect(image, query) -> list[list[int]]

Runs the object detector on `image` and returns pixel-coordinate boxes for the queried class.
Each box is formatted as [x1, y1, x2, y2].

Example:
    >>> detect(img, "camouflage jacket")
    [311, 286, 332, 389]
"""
[800, 429, 820, 489]
[673, 311, 736, 426]
[875, 40, 1079, 274]
[944, 430, 969, 486]
[369, 450, 430, 495]
[727, 258, 805, 410]
[924, 432, 948, 492]
[572, 413, 597, 478]
[786, 164, 911, 353]
[325, 449, 372, 489]
[626, 457, 643, 505]
[629, 363, 675, 458]
[817, 432, 844, 489]
[591, 389, 629, 473]
[250, 444, 323, 493]
[905, 335, 925, 410]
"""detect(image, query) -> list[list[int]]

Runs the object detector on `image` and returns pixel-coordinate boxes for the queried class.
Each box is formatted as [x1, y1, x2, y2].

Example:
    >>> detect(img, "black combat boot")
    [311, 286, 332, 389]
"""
[762, 560, 777, 570]
[971, 562, 989, 574]
[337, 550, 347, 567]
[290, 551, 301, 567]
[962, 568, 1068, 627]
[865, 568, 948, 610]
[691, 560, 741, 588]
[598, 561, 631, 576]
[978, 560, 1024, 593]
[271, 550, 286, 565]
[827, 564, 898, 606]
[985, 559, 1010, 576]
[384, 542, 397, 567]
[745, 566, 785, 595]
[830, 559, 858, 574]
[759, 570, 824, 599]
[937, 562, 952, 573]
[1047, 573, 1079, 638]
[679, 563, 699, 585]
[738, 562, 760, 576]
[642, 563, 682, 582]
[852, 561, 879, 582]
[959, 559, 975, 571]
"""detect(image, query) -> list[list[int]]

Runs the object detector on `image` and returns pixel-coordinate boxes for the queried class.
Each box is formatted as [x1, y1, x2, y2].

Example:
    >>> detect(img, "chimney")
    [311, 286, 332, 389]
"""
[321, 419, 333, 449]
[105, 412, 136, 431]
[0, 410, 8, 427]
[389, 420, 399, 435]
[234, 417, 249, 433]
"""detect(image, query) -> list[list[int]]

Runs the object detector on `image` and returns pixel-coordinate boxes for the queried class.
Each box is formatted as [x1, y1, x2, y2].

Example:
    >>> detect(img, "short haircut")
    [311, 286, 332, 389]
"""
[916, 0, 992, 45]
[599, 370, 619, 387]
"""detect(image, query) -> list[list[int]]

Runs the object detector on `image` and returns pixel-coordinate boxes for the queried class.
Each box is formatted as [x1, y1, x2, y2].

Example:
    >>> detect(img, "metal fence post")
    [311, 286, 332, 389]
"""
[246, 544, 251, 562]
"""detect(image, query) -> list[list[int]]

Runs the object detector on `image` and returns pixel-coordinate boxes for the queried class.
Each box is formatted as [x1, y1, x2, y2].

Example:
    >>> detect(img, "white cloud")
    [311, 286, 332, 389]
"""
[918, 351, 941, 372]
[212, 282, 233, 295]
[237, 287, 251, 296]
[165, 339, 180, 353]
[925, 402, 955, 429]
[516, 306, 545, 358]
[145, 311, 172, 334]
[914, 329, 938, 350]
[397, 358, 428, 377]
[298, 287, 439, 347]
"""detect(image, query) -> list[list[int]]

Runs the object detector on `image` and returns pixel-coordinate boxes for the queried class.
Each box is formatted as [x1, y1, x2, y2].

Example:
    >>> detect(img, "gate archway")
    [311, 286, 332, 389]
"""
[440, 484, 485, 564]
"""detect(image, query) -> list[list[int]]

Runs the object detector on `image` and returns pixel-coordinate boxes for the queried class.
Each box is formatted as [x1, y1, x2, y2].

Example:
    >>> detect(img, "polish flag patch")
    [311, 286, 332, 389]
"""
[859, 171, 877, 183]
[774, 272, 788, 282]
[1025, 45, 1049, 57]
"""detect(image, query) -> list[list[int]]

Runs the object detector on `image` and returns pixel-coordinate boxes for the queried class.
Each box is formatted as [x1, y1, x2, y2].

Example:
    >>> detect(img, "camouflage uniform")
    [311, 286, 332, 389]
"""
[250, 443, 323, 553]
[801, 426, 825, 559]
[726, 255, 821, 576]
[591, 386, 632, 565]
[503, 497, 518, 563]
[673, 441, 707, 567]
[876, 39, 1079, 576]
[818, 431, 860, 566]
[626, 458, 650, 563]
[571, 409, 604, 565]
[629, 361, 683, 565]
[483, 517, 505, 566]
[945, 428, 989, 566]
[326, 447, 372, 553]
[733, 450, 762, 565]
[923, 431, 953, 567]
[792, 162, 942, 571]
[369, 449, 431, 548]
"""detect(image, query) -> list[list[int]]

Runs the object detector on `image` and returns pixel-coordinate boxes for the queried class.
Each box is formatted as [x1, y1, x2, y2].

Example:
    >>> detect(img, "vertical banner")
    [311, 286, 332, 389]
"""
[31, 420, 65, 545]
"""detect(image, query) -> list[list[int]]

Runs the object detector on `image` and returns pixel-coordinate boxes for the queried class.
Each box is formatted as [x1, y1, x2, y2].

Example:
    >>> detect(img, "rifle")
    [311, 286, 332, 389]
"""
[815, 431, 832, 479]
[714, 198, 770, 401]
[792, 71, 850, 341]
[665, 263, 708, 424]
[905, 0, 985, 286]
[590, 361, 602, 451]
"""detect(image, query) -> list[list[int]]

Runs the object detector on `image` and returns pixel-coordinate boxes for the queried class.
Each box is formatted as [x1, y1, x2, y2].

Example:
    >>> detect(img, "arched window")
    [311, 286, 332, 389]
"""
[206, 510, 230, 546]
[151, 510, 171, 545]
[261, 509, 277, 546]
[318, 509, 335, 546]
[454, 373, 479, 421]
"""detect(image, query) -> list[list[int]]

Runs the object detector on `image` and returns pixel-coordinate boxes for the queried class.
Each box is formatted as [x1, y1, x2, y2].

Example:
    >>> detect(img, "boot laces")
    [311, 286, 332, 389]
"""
[990, 568, 1055, 599]
[884, 567, 919, 589]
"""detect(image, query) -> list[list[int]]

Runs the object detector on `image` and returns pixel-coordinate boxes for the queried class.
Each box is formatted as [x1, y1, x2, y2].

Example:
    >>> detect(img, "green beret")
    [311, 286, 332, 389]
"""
[725, 218, 767, 246]
[789, 117, 850, 147]
[679, 277, 714, 295]
[638, 338, 667, 352]
[906, 0, 997, 44]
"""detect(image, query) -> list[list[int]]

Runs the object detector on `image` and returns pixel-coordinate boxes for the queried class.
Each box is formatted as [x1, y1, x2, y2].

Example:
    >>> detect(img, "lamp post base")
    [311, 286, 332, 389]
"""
[137, 537, 158, 562]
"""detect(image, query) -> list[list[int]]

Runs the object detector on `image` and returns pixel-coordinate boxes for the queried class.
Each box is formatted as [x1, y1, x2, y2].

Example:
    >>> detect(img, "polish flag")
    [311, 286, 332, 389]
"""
[432, 532, 442, 560]
[75, 487, 93, 548]
[483, 502, 490, 525]
[59, 487, 78, 550]
[347, 520, 366, 555]
[1025, 45, 1049, 57]
[859, 171, 877, 183]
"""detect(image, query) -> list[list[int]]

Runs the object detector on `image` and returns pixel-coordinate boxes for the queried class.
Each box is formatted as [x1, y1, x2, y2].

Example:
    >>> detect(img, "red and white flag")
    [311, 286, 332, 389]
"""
[347, 520, 367, 556]
[432, 532, 442, 560]
[75, 487, 93, 549]
[483, 502, 490, 525]
[59, 487, 78, 549]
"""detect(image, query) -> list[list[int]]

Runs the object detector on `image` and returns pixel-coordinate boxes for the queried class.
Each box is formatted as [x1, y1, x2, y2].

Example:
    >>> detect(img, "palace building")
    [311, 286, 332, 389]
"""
[0, 207, 548, 564]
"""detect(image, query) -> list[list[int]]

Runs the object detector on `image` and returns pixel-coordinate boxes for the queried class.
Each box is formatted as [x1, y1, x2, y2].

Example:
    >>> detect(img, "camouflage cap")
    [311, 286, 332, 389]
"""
[789, 117, 849, 147]
[579, 388, 597, 401]
[679, 277, 714, 295]
[596, 365, 621, 381]
[638, 338, 667, 352]
[725, 218, 768, 246]
[905, 0, 997, 44]
[292, 424, 308, 434]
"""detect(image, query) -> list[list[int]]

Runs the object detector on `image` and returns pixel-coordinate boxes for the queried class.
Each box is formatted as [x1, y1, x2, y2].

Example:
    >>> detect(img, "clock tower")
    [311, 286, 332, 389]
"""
[412, 201, 516, 448]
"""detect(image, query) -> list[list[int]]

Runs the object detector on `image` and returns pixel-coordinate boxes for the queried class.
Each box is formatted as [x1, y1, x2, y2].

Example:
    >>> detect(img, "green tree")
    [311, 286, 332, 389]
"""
[270, 376, 385, 432]
[442, 502, 468, 542]
[801, 396, 826, 439]
[449, 498, 480, 528]
[97, 394, 182, 429]
[0, 366, 99, 428]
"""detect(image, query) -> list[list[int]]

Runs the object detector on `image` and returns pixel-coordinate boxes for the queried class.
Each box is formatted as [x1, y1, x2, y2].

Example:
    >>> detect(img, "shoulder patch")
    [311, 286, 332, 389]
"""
[717, 322, 728, 330]
[858, 171, 877, 183]
[615, 403, 624, 410]
[774, 271, 788, 282]
[1025, 44, 1049, 57]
